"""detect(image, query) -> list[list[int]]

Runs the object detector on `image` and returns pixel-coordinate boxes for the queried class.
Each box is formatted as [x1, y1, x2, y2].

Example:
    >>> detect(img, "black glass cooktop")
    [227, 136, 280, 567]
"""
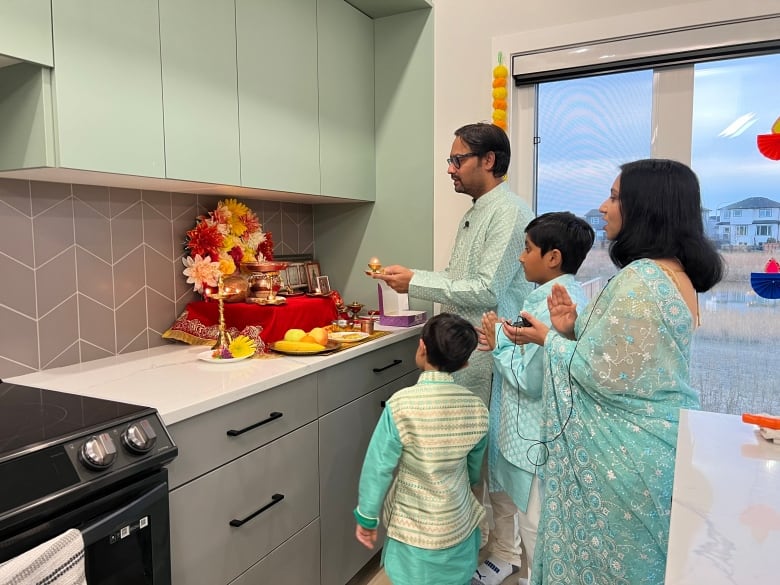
[0, 381, 149, 459]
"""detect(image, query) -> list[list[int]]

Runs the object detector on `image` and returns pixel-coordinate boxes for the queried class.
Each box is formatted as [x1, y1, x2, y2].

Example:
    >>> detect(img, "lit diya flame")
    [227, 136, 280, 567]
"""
[368, 257, 382, 273]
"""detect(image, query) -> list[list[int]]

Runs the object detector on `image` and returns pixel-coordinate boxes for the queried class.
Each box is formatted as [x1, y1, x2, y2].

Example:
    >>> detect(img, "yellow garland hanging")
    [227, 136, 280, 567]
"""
[492, 52, 508, 132]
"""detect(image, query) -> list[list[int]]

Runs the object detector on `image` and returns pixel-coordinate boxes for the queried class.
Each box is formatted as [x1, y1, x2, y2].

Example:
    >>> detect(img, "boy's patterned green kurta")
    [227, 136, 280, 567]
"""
[408, 182, 533, 406]
[354, 371, 489, 585]
[355, 371, 489, 547]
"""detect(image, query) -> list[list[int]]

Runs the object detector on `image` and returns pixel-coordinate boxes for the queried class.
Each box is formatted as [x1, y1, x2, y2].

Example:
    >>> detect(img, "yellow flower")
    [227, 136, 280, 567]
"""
[221, 198, 251, 237]
[229, 335, 257, 358]
[218, 256, 236, 275]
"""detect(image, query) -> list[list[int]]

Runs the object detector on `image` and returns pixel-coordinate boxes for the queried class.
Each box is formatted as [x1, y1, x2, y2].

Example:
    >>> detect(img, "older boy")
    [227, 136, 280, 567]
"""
[474, 212, 594, 585]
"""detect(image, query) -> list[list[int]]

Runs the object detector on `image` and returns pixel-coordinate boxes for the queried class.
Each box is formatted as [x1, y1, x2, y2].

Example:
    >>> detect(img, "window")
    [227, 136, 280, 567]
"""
[527, 51, 780, 416]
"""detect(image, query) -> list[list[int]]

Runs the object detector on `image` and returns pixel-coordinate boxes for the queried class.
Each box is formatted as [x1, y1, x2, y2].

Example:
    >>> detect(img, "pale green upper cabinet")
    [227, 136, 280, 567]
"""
[0, 0, 53, 66]
[51, 0, 165, 177]
[159, 0, 240, 185]
[318, 0, 375, 201]
[0, 63, 55, 170]
[236, 0, 320, 195]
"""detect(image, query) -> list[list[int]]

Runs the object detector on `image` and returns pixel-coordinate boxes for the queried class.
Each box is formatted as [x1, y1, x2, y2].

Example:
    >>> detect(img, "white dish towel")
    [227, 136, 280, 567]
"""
[0, 528, 86, 585]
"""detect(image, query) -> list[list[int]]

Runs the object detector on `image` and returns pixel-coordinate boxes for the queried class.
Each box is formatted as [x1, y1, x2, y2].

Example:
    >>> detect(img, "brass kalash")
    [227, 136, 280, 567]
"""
[241, 261, 290, 305]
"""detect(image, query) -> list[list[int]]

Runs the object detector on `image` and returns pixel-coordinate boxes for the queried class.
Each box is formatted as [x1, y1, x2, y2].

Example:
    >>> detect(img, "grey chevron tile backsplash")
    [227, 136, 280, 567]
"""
[0, 178, 314, 378]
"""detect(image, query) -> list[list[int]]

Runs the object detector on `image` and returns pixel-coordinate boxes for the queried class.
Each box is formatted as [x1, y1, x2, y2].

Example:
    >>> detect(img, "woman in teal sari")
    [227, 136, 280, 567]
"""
[513, 159, 724, 584]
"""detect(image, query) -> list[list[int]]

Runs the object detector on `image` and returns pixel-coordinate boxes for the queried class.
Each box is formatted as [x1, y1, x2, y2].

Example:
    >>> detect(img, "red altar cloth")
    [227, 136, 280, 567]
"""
[174, 296, 338, 343]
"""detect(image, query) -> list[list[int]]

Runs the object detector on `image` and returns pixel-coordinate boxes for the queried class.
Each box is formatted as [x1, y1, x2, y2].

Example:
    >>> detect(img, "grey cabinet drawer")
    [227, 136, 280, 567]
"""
[229, 519, 320, 585]
[319, 369, 419, 585]
[317, 336, 418, 415]
[167, 375, 317, 488]
[170, 422, 319, 585]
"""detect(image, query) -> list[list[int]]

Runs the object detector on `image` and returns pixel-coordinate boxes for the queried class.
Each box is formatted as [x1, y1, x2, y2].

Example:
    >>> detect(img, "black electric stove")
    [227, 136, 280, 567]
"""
[0, 380, 178, 535]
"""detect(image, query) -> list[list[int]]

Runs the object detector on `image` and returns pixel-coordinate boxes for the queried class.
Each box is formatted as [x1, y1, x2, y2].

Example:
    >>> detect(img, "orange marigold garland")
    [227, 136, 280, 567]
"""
[492, 52, 509, 132]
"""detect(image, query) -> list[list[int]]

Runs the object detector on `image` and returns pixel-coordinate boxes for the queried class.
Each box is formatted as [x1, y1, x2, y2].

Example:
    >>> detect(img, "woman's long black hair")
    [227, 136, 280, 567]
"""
[609, 158, 724, 292]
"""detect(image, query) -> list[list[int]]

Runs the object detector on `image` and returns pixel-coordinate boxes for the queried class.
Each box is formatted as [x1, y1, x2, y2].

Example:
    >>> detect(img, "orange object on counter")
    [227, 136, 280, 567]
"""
[742, 413, 780, 430]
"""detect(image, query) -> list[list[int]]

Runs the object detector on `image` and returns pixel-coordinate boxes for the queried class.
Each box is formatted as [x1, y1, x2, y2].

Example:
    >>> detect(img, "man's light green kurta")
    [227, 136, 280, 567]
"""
[408, 181, 533, 406]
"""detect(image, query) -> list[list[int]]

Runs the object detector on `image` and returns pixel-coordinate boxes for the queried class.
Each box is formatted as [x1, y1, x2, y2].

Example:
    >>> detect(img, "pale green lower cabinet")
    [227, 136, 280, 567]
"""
[167, 335, 420, 585]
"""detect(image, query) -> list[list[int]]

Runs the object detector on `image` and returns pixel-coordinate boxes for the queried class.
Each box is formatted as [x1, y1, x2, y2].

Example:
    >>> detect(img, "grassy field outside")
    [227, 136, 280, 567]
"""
[576, 248, 780, 415]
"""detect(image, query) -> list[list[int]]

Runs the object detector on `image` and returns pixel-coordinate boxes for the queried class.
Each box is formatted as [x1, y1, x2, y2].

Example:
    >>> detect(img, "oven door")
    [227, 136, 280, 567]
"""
[0, 468, 171, 585]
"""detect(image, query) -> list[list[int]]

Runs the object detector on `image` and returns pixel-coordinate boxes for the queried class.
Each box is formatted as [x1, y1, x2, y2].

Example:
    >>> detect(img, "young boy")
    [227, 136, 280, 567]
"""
[473, 212, 594, 585]
[354, 313, 489, 585]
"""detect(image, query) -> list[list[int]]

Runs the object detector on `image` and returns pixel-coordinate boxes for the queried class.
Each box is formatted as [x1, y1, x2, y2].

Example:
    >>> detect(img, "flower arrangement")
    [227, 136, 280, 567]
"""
[182, 198, 274, 294]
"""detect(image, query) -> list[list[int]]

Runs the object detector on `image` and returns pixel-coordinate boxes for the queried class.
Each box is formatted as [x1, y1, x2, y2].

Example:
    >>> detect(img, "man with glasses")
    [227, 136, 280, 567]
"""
[372, 122, 533, 585]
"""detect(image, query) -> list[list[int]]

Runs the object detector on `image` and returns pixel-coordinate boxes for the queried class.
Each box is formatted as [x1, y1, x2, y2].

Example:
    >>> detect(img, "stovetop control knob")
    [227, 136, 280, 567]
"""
[122, 419, 157, 454]
[79, 432, 117, 470]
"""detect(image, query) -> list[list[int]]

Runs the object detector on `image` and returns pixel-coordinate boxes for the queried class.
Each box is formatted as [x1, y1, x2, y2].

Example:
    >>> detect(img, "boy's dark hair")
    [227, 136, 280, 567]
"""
[525, 211, 594, 274]
[454, 123, 511, 177]
[421, 313, 478, 373]
[610, 158, 724, 292]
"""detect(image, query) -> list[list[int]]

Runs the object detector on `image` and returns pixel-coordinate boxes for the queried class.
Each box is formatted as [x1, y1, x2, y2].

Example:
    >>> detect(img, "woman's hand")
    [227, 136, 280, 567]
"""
[355, 524, 377, 549]
[477, 311, 500, 351]
[547, 283, 578, 339]
[502, 313, 549, 347]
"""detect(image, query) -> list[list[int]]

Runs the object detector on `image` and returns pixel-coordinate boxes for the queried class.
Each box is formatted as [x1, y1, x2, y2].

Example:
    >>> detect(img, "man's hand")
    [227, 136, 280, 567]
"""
[355, 524, 377, 549]
[371, 264, 413, 293]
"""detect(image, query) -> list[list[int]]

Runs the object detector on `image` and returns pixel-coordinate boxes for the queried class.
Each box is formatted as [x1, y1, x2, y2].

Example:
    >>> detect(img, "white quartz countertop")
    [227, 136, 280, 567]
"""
[666, 408, 780, 584]
[7, 326, 422, 425]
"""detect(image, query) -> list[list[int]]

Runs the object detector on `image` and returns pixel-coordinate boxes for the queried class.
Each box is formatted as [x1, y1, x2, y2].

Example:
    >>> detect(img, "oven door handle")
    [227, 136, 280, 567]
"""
[81, 482, 168, 546]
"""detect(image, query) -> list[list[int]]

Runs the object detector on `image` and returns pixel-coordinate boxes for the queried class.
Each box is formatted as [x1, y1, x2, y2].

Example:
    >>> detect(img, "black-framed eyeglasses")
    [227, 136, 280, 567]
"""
[446, 152, 478, 169]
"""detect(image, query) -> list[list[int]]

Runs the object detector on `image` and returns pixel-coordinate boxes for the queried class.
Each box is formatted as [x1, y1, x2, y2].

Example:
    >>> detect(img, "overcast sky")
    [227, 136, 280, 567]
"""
[535, 53, 780, 218]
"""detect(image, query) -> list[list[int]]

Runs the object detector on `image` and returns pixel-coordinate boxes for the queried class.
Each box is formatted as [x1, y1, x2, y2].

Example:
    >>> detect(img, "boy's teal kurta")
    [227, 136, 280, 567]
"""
[490, 274, 588, 509]
[408, 182, 534, 406]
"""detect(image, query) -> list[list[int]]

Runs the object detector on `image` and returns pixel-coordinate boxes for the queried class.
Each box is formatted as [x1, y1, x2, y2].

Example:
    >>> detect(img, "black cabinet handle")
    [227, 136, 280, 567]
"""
[229, 493, 284, 527]
[373, 359, 402, 373]
[226, 412, 283, 437]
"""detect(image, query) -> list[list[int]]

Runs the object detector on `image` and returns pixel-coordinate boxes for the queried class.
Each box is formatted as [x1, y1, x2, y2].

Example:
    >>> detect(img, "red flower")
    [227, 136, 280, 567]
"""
[241, 213, 261, 238]
[258, 231, 274, 261]
[186, 221, 223, 258]
[227, 245, 244, 266]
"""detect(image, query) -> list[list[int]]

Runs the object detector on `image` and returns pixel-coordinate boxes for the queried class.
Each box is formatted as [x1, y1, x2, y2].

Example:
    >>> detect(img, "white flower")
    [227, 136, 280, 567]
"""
[182, 254, 221, 293]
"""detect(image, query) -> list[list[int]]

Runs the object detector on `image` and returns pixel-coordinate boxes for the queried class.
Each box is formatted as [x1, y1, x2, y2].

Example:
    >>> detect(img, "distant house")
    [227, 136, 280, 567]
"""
[716, 196, 780, 247]
[585, 209, 606, 242]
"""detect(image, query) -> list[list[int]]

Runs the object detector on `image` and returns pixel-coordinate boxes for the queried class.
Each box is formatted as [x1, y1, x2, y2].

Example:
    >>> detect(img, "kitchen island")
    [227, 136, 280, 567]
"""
[9, 325, 423, 585]
[666, 408, 780, 584]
